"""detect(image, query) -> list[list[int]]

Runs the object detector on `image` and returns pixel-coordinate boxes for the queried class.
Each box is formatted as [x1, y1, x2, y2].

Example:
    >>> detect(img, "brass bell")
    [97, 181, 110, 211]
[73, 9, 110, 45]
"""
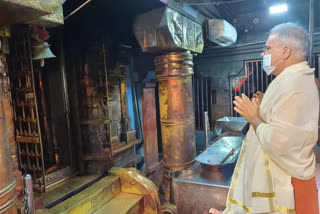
[32, 42, 55, 67]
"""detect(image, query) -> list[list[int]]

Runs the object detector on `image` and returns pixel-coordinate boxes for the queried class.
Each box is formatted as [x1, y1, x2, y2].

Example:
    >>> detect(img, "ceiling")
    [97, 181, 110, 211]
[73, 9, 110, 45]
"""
[62, 0, 164, 46]
[174, 0, 265, 22]
[181, 0, 320, 35]
[61, 0, 320, 48]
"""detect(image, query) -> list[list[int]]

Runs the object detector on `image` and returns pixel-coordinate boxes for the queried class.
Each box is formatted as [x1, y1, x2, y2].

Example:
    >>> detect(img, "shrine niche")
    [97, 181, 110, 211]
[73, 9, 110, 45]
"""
[76, 40, 141, 173]
[8, 26, 75, 192]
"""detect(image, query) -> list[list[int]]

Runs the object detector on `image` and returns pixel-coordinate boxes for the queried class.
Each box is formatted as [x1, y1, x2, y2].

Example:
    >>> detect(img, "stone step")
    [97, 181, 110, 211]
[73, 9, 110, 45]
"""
[93, 192, 143, 214]
[49, 175, 121, 214]
[34, 174, 102, 209]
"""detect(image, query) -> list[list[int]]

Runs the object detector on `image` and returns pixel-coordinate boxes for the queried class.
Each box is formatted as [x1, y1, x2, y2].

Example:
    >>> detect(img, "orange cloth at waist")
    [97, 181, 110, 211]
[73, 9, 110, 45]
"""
[291, 176, 319, 214]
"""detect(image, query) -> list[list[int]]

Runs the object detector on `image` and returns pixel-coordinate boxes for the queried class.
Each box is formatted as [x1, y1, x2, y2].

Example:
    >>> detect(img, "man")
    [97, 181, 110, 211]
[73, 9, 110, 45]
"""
[209, 23, 319, 214]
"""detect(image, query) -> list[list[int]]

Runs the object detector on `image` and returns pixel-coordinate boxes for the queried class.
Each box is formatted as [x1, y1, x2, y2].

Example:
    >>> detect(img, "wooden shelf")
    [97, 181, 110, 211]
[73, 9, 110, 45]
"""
[82, 155, 112, 161]
[112, 139, 142, 156]
[80, 119, 110, 125]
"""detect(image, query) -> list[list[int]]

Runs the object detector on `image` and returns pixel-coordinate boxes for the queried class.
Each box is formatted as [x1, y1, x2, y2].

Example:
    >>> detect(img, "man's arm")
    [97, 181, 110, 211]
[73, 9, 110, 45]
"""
[235, 92, 318, 179]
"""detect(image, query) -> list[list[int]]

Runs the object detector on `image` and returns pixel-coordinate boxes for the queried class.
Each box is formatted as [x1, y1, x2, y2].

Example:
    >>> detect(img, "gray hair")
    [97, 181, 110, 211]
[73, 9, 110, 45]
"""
[269, 22, 309, 59]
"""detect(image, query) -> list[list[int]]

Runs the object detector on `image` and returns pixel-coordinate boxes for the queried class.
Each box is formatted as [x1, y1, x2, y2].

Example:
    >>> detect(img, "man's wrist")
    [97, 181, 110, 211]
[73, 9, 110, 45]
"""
[250, 116, 264, 130]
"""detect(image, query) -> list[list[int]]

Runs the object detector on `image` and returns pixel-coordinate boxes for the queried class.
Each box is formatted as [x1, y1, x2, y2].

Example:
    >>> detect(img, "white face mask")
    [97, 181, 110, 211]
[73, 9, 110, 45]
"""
[262, 54, 275, 75]
[262, 49, 282, 75]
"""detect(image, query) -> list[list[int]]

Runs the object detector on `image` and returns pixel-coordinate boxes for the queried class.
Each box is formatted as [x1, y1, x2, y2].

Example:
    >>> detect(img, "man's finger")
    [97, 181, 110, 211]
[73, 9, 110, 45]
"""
[233, 100, 240, 107]
[234, 96, 241, 100]
[234, 106, 244, 115]
[233, 101, 245, 111]
[234, 96, 244, 104]
[256, 91, 264, 99]
[233, 102, 247, 115]
[253, 99, 260, 108]
[241, 93, 251, 102]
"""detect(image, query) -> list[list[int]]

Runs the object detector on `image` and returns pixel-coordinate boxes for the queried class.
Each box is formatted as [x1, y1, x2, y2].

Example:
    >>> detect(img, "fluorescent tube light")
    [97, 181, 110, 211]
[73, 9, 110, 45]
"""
[269, 4, 288, 14]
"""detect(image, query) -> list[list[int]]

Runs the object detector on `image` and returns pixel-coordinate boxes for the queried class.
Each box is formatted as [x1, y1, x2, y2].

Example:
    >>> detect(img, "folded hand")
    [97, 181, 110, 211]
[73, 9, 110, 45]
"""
[233, 93, 260, 124]
[252, 91, 264, 106]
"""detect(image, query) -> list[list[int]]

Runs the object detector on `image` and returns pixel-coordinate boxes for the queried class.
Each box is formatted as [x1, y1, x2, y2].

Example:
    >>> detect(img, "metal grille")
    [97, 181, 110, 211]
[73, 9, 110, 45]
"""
[9, 29, 46, 192]
[314, 54, 320, 79]
[230, 56, 320, 117]
[193, 73, 211, 130]
[230, 59, 274, 117]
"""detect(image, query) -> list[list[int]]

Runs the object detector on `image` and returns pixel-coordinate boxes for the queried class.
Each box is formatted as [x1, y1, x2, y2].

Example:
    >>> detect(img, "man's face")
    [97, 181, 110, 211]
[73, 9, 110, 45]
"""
[261, 33, 285, 75]
[261, 33, 284, 76]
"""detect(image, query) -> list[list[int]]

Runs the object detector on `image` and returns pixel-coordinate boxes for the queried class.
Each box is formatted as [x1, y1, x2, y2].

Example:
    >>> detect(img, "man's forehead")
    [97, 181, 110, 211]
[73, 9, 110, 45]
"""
[266, 33, 278, 46]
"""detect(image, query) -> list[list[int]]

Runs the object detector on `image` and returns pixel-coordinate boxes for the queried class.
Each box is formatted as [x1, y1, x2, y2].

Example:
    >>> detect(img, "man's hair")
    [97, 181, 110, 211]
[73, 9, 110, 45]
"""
[269, 22, 309, 59]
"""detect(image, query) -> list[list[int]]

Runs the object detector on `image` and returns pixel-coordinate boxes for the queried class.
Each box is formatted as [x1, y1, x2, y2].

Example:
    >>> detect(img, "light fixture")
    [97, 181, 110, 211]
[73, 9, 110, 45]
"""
[269, 3, 288, 14]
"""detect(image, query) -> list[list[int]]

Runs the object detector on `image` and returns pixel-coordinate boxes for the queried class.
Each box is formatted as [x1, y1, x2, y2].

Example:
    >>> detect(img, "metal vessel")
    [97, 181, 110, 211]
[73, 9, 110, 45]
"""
[214, 117, 247, 137]
[170, 162, 232, 214]
[196, 136, 244, 170]
[170, 118, 246, 213]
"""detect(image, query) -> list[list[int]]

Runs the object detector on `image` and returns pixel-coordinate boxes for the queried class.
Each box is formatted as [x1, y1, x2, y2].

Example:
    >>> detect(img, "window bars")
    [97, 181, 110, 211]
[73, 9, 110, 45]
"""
[229, 59, 274, 117]
[193, 73, 211, 130]
[230, 56, 320, 117]
[314, 54, 320, 79]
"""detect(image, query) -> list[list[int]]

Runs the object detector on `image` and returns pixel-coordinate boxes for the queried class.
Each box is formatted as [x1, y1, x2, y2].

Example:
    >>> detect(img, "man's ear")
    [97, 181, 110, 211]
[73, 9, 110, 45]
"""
[281, 46, 291, 59]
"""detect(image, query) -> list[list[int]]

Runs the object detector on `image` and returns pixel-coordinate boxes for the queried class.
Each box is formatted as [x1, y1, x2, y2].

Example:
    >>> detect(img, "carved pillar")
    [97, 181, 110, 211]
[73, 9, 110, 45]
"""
[0, 25, 22, 196]
[155, 51, 196, 200]
[0, 102, 17, 213]
[0, 27, 17, 212]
